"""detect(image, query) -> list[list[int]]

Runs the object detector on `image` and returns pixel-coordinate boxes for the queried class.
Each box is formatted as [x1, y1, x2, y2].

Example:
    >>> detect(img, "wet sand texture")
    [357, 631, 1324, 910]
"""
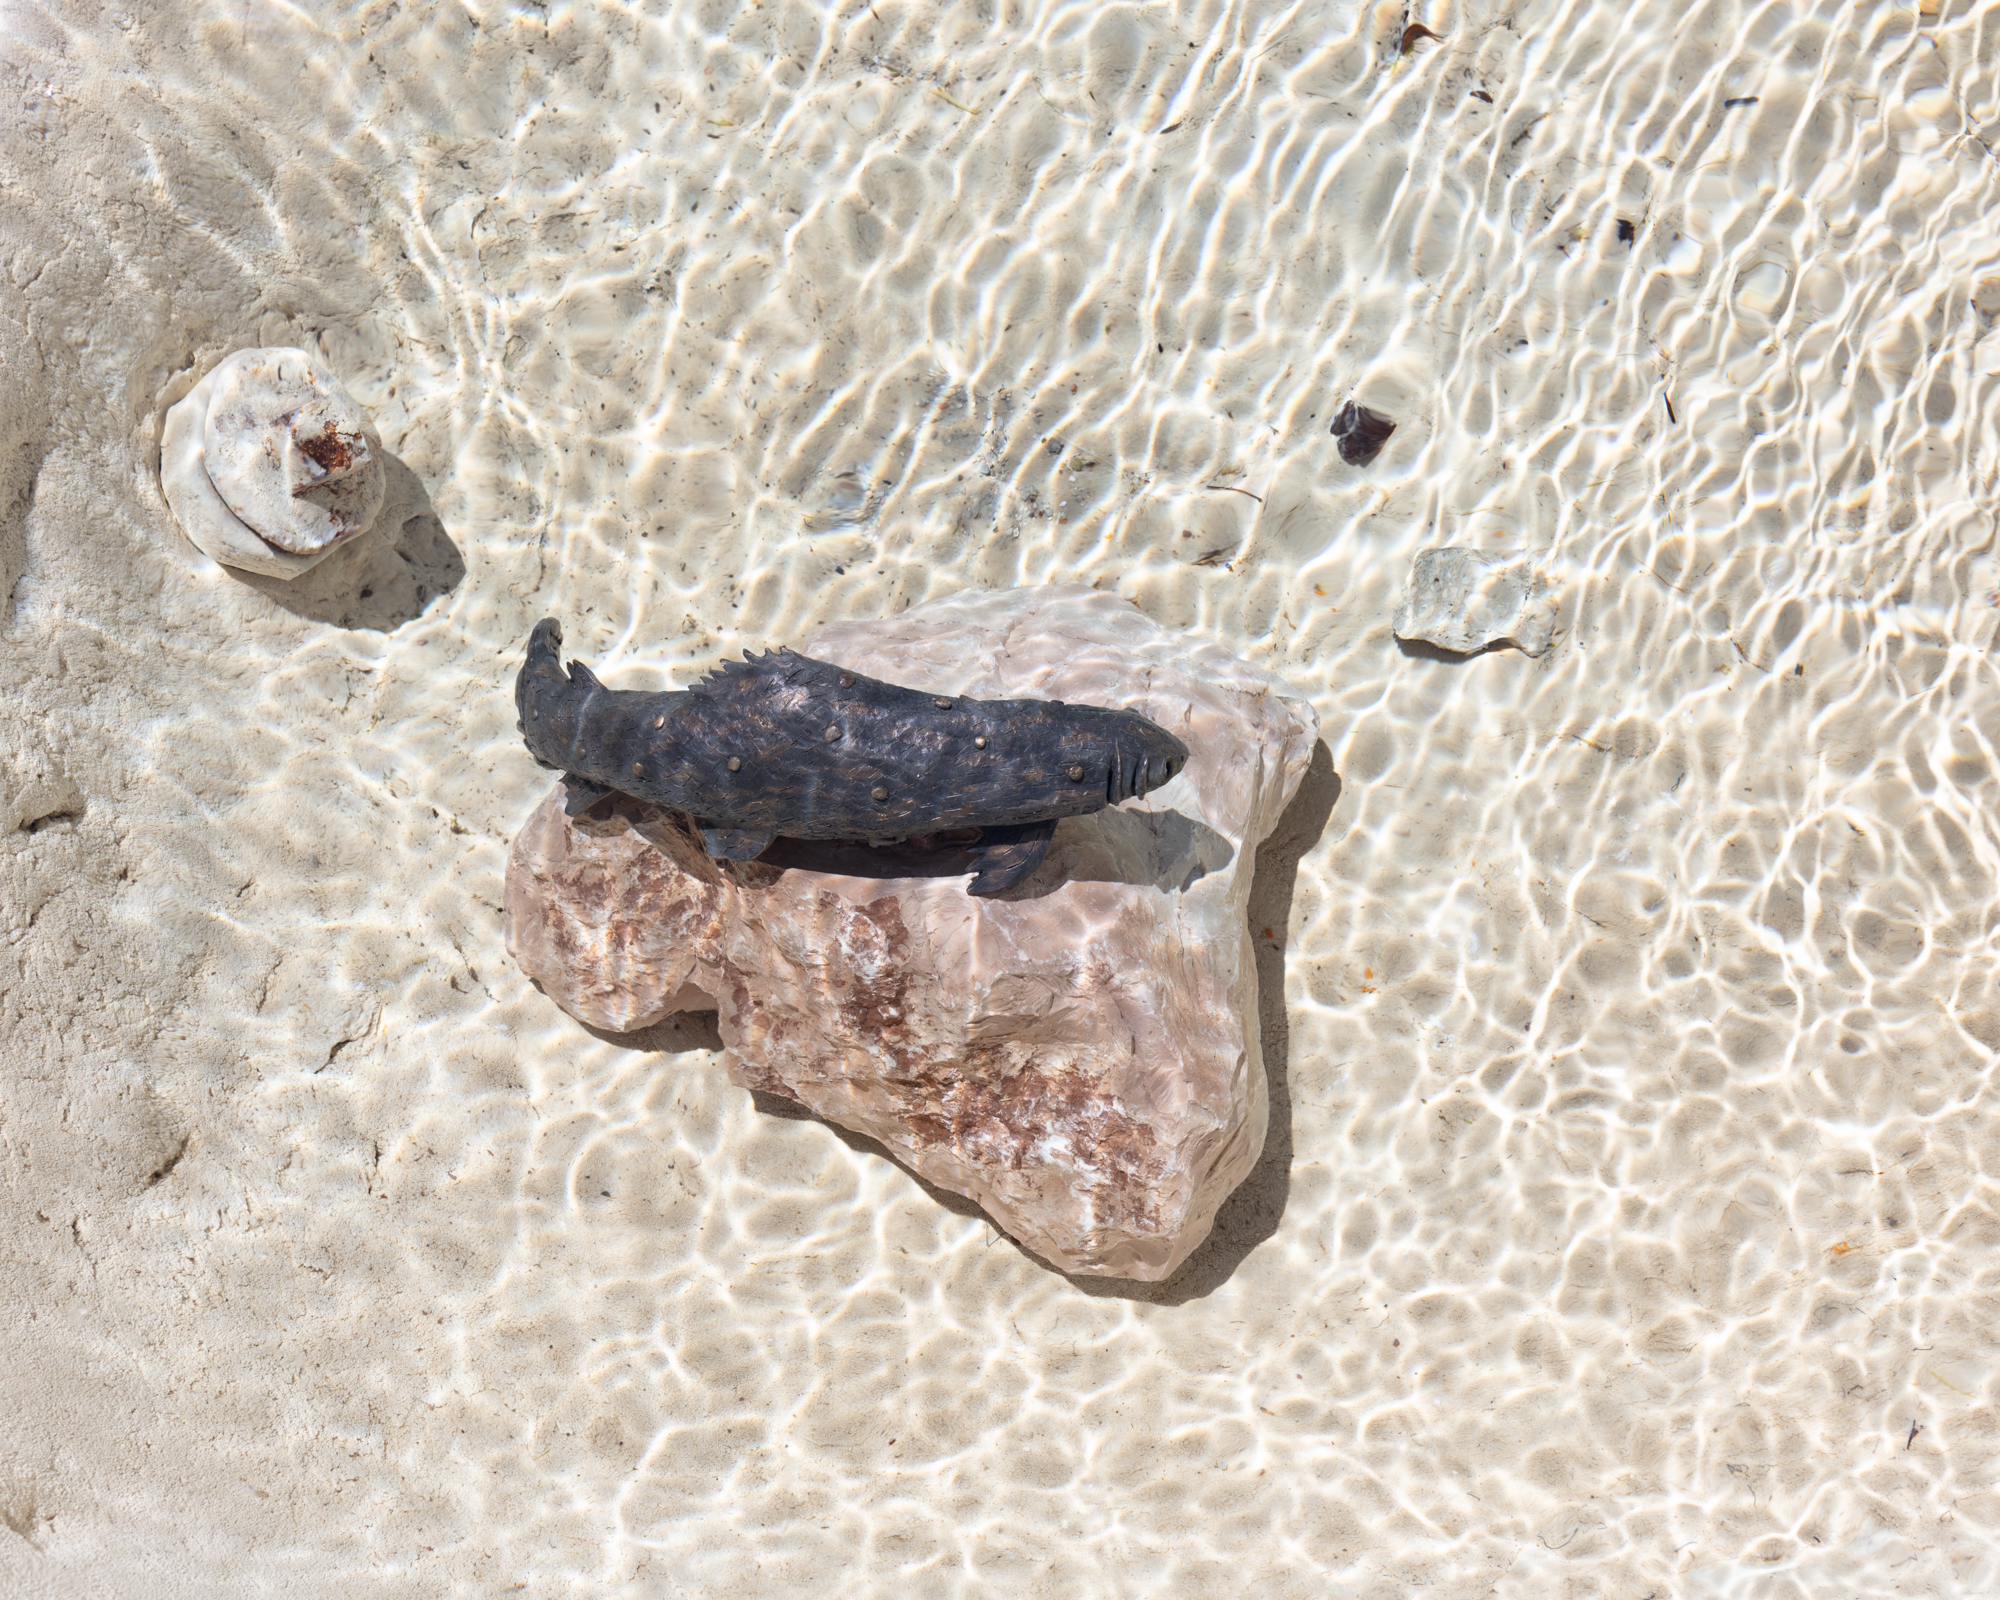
[3, 2, 1999, 1595]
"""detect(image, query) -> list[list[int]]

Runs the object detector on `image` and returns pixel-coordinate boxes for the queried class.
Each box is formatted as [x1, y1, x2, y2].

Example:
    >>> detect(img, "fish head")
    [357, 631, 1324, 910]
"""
[1050, 705, 1191, 805]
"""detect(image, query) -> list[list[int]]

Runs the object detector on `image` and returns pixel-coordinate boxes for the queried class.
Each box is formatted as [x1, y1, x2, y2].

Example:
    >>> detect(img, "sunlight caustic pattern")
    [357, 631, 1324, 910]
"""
[4, 0, 2000, 1593]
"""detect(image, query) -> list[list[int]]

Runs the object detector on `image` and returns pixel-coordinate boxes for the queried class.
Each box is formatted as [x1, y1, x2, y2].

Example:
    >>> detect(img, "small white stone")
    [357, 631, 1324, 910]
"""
[1393, 547, 1558, 657]
[1734, 260, 1789, 318]
[159, 347, 385, 579]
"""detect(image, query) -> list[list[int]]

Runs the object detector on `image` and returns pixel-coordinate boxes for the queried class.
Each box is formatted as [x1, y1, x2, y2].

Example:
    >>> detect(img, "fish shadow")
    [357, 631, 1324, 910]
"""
[229, 449, 465, 633]
[755, 803, 1232, 897]
[1006, 803, 1235, 898]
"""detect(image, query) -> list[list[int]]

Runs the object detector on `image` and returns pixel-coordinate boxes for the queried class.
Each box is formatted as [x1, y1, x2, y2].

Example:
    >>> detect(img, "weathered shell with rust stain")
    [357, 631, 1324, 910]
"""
[159, 347, 385, 578]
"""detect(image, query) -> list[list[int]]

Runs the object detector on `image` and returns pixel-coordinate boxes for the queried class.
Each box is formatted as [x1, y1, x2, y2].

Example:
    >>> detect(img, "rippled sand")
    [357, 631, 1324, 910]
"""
[3, 0, 1999, 1593]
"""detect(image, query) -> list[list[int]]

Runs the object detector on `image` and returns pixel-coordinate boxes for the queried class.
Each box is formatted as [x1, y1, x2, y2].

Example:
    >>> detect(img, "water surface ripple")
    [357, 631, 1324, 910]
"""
[3, 0, 1999, 1593]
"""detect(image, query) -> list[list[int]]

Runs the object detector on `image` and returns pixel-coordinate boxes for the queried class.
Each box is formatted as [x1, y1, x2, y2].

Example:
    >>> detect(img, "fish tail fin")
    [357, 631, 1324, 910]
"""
[518, 617, 602, 777]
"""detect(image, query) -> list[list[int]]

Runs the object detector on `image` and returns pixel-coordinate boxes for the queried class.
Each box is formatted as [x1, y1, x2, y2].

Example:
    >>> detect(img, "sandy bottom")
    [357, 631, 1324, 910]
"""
[3, 0, 1999, 1594]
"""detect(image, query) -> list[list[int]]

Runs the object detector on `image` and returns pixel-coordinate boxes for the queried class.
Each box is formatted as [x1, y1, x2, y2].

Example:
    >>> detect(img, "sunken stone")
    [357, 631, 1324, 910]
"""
[1393, 547, 1559, 656]
[1330, 400, 1397, 466]
[504, 584, 1318, 1281]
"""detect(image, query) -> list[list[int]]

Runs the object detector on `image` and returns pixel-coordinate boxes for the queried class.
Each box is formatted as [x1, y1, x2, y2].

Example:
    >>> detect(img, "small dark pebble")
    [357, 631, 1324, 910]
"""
[1331, 401, 1396, 466]
[1617, 218, 1635, 245]
[1471, 88, 1493, 103]
[1045, 437, 1065, 456]
[1723, 96, 1759, 108]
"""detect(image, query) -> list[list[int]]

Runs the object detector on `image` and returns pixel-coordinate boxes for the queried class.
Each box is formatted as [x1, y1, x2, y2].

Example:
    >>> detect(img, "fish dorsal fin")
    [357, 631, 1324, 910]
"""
[565, 658, 604, 691]
[690, 648, 824, 700]
[689, 654, 770, 693]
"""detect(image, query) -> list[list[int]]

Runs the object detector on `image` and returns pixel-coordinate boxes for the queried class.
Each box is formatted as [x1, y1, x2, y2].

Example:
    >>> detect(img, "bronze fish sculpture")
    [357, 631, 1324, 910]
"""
[515, 618, 1190, 895]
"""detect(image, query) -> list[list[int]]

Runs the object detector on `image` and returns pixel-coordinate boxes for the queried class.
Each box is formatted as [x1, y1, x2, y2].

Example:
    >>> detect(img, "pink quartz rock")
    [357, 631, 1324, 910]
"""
[504, 585, 1317, 1280]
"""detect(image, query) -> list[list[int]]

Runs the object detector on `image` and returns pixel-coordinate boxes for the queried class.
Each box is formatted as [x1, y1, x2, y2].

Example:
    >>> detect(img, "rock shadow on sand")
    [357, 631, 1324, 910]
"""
[227, 449, 464, 632]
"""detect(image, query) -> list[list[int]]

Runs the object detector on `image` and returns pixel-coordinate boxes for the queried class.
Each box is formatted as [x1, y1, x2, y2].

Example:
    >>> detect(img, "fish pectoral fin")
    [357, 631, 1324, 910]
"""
[699, 825, 775, 861]
[561, 778, 616, 817]
[965, 819, 1057, 897]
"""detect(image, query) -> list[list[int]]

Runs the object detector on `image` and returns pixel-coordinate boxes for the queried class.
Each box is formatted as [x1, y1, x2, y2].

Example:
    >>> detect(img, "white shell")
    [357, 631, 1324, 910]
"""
[159, 348, 386, 579]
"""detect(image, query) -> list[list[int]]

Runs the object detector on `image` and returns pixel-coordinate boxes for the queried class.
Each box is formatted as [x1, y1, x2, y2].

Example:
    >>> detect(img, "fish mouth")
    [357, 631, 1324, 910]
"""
[1110, 746, 1182, 803]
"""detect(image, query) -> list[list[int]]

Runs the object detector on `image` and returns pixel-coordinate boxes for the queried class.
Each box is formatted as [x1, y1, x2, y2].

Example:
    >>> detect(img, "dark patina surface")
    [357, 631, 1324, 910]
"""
[1331, 401, 1397, 466]
[514, 617, 1190, 894]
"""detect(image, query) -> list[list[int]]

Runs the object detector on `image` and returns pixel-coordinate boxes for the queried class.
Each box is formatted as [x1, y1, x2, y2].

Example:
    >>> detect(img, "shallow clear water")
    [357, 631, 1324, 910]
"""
[4, 0, 2000, 1593]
